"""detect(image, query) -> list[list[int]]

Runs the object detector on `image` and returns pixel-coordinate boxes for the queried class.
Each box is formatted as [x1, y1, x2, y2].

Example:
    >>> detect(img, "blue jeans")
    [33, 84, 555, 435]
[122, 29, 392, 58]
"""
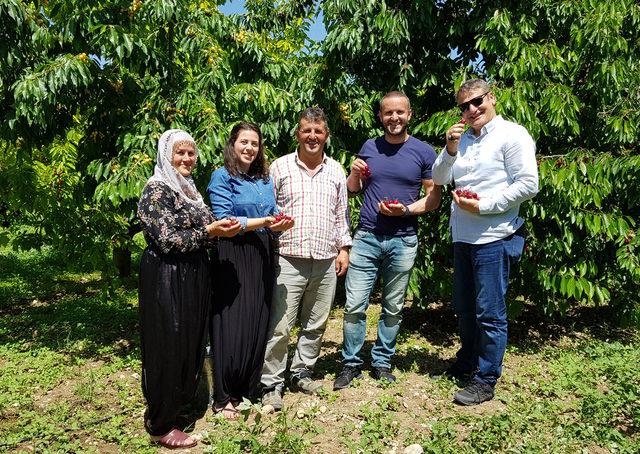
[342, 230, 418, 369]
[452, 230, 524, 386]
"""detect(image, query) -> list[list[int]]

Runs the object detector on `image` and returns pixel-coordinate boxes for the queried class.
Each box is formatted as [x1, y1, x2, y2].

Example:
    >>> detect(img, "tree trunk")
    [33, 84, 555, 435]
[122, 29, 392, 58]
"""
[112, 247, 132, 278]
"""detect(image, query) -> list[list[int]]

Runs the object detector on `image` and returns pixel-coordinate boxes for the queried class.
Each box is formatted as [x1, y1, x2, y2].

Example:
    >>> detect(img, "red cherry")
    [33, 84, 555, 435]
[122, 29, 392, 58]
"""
[455, 188, 480, 200]
[460, 118, 467, 125]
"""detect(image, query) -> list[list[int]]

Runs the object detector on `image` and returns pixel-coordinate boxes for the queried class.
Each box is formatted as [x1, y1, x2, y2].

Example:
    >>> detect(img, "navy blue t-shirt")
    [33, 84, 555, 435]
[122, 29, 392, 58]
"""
[357, 135, 437, 236]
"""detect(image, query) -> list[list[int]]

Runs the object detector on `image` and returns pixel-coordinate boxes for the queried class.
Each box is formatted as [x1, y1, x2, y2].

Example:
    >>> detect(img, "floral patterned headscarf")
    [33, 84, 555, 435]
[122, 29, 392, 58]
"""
[147, 129, 207, 209]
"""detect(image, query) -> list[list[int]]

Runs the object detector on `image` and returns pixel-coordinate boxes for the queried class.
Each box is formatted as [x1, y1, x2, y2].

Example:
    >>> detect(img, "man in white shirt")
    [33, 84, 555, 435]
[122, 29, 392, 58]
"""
[432, 79, 539, 405]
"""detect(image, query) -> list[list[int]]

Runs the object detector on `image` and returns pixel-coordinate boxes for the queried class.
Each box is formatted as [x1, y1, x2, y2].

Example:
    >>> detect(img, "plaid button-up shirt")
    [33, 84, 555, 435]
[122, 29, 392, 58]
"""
[270, 152, 352, 259]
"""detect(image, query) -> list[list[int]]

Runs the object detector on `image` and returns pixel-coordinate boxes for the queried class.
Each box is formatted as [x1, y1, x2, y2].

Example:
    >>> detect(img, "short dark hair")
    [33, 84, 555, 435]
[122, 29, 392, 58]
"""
[296, 106, 329, 134]
[456, 79, 492, 101]
[380, 91, 411, 111]
[223, 122, 269, 180]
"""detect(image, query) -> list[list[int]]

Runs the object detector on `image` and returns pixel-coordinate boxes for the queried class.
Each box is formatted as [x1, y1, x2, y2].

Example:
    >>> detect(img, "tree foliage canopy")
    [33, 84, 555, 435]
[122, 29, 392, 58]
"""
[1, 0, 639, 323]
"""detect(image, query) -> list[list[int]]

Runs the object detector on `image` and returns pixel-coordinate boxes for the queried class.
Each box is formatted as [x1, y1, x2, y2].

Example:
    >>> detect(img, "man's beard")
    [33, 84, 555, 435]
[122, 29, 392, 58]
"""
[385, 123, 407, 136]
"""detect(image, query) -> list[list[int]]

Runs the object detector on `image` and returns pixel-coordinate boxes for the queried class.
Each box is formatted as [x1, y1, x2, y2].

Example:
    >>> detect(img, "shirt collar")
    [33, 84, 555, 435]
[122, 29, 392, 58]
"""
[464, 115, 503, 139]
[483, 115, 503, 134]
[294, 151, 327, 170]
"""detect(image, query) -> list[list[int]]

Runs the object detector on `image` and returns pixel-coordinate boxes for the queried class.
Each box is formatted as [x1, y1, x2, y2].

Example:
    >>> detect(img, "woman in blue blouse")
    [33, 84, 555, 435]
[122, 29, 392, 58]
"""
[207, 122, 293, 419]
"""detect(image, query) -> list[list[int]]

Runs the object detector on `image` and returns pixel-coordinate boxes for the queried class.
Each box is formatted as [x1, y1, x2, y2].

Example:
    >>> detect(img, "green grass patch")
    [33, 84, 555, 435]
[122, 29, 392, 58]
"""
[0, 245, 638, 452]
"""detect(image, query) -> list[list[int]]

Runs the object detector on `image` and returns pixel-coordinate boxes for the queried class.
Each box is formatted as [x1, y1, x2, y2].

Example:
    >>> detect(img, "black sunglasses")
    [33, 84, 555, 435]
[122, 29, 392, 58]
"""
[458, 92, 490, 113]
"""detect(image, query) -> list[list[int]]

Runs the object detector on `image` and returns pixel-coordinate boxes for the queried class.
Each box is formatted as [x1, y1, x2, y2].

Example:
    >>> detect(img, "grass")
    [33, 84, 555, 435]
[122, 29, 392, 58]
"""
[0, 246, 145, 452]
[0, 244, 638, 453]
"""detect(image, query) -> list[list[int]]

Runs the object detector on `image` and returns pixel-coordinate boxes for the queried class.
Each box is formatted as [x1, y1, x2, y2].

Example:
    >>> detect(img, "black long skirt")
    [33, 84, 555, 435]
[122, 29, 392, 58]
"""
[211, 231, 274, 407]
[138, 246, 210, 436]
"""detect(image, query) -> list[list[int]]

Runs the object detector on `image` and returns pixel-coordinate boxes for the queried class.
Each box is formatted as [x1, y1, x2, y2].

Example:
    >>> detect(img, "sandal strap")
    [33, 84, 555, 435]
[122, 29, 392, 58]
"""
[155, 428, 197, 449]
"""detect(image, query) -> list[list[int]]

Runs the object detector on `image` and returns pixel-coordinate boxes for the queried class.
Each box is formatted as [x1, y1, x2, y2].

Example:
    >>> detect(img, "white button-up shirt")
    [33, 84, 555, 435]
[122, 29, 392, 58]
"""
[432, 115, 539, 244]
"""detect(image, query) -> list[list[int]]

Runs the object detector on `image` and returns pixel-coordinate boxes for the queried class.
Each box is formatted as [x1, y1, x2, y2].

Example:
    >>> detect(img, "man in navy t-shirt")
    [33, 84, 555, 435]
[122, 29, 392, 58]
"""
[334, 91, 442, 390]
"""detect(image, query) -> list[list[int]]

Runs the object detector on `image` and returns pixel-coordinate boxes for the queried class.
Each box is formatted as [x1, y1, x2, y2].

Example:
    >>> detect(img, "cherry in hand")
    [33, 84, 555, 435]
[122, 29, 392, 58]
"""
[273, 212, 293, 222]
[455, 188, 480, 200]
[361, 164, 372, 179]
[382, 197, 400, 208]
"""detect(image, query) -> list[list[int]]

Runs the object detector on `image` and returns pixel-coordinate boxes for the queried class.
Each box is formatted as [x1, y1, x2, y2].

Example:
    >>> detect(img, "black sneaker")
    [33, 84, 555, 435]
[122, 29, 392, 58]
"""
[453, 380, 495, 406]
[370, 367, 396, 383]
[333, 366, 362, 390]
[442, 363, 474, 382]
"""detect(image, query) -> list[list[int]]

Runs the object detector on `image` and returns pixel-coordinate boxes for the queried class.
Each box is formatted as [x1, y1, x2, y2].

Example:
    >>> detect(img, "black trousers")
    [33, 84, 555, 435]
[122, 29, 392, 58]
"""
[138, 247, 210, 436]
[211, 231, 274, 407]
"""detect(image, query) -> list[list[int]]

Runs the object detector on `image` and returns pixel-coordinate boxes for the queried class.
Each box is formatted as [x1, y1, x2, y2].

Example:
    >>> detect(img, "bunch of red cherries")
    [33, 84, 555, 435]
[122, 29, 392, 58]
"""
[454, 189, 480, 200]
[273, 212, 293, 222]
[382, 197, 400, 208]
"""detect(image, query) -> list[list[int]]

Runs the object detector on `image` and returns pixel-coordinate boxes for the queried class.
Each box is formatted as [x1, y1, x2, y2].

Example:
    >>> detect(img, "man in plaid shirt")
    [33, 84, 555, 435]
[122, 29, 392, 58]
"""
[260, 107, 352, 411]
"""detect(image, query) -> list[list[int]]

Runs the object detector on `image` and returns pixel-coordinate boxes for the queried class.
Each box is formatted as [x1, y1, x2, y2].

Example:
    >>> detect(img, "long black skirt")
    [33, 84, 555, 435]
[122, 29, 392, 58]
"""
[138, 246, 210, 436]
[211, 231, 274, 407]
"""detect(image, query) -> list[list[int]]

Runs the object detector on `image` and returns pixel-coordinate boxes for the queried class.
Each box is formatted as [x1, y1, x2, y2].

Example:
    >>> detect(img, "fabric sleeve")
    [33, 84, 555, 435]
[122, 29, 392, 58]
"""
[431, 147, 457, 186]
[207, 169, 248, 228]
[478, 132, 539, 214]
[269, 164, 281, 215]
[334, 165, 353, 249]
[421, 145, 437, 180]
[137, 182, 208, 254]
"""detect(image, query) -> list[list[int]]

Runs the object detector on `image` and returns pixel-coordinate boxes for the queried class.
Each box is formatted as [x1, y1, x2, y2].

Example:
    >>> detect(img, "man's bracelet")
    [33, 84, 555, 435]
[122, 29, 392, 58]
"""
[402, 204, 412, 217]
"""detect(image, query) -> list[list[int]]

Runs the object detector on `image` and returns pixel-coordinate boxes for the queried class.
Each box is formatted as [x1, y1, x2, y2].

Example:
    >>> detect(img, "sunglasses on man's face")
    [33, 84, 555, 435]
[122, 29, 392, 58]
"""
[458, 92, 490, 113]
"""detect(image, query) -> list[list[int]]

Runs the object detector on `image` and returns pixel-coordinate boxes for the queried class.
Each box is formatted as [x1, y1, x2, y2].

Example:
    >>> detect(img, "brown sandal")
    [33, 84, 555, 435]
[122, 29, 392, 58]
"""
[150, 428, 197, 449]
[214, 401, 240, 420]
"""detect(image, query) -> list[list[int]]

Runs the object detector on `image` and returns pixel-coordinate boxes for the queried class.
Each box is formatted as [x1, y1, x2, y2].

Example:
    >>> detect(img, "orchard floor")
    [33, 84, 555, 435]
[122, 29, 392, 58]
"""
[1, 247, 638, 453]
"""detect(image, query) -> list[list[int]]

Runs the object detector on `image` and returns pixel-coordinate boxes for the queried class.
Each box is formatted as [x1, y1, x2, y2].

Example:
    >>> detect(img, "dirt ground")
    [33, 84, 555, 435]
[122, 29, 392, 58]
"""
[159, 301, 511, 453]
[19, 298, 630, 453]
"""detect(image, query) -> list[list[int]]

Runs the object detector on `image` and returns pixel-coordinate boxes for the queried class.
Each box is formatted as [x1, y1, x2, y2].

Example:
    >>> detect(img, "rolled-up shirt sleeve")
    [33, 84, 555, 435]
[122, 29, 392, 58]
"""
[335, 171, 353, 249]
[432, 148, 457, 186]
[207, 170, 248, 229]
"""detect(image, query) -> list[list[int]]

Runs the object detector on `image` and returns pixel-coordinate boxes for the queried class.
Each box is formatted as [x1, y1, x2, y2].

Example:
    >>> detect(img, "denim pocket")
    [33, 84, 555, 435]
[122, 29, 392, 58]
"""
[399, 235, 418, 248]
[353, 229, 369, 241]
[506, 233, 525, 265]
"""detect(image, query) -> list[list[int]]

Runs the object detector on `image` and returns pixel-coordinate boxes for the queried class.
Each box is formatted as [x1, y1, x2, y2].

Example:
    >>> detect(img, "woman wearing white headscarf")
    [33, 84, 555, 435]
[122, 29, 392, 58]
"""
[137, 129, 241, 449]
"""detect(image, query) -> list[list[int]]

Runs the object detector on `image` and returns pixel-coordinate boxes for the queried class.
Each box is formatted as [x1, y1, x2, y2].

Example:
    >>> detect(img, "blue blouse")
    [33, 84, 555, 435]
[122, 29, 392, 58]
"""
[207, 167, 277, 231]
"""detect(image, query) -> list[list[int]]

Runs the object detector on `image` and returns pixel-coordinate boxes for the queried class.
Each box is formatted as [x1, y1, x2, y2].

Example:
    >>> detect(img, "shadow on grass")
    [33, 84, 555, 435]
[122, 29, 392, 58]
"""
[0, 291, 139, 359]
[509, 303, 637, 352]
[0, 248, 100, 308]
[2, 246, 637, 368]
[319, 299, 638, 379]
[313, 338, 451, 378]
[0, 247, 139, 360]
